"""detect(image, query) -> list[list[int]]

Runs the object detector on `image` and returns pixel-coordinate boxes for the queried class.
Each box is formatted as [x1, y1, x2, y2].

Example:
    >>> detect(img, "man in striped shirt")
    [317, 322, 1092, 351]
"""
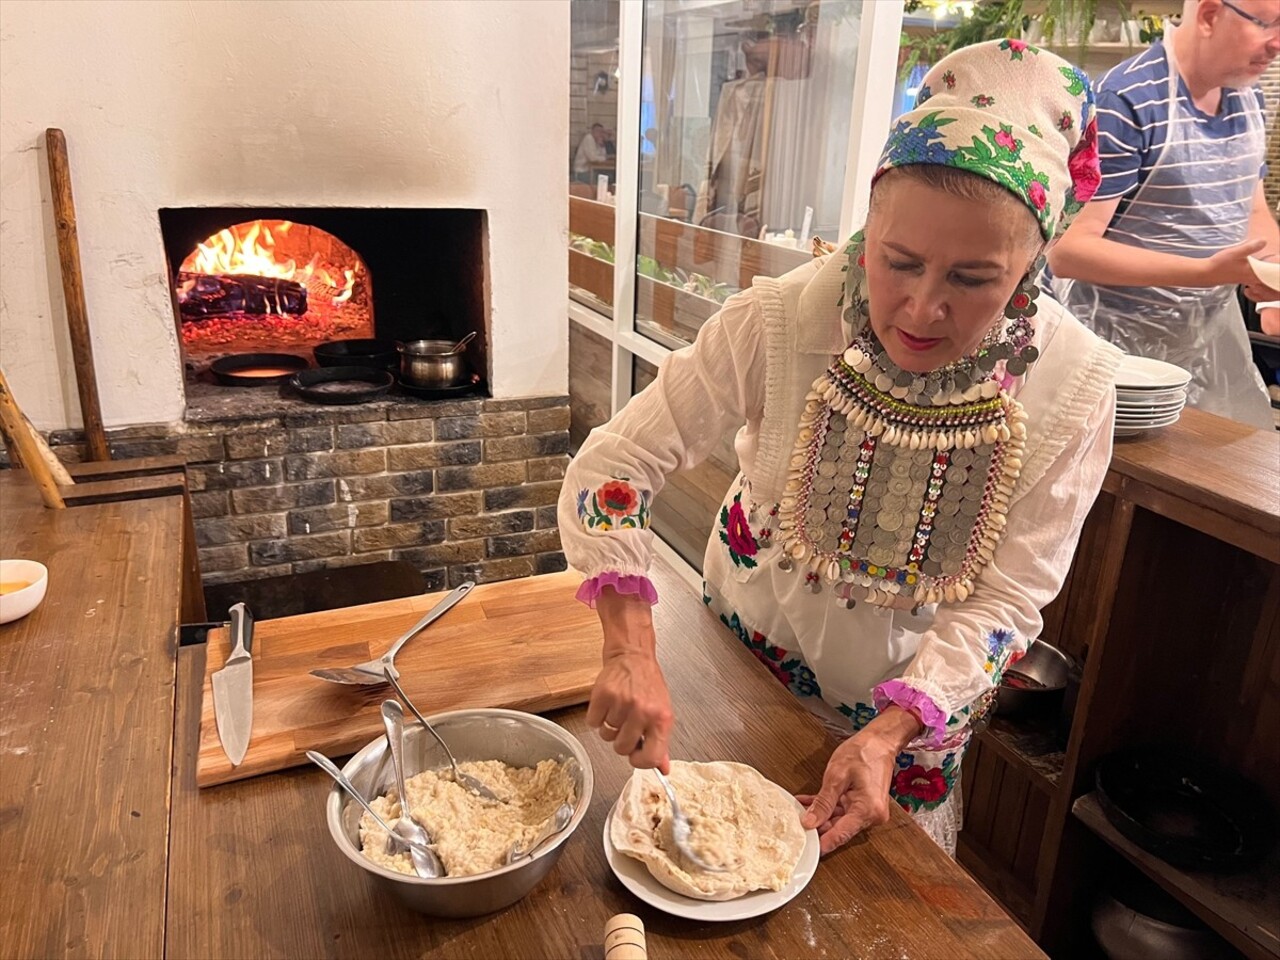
[1049, 0, 1279, 429]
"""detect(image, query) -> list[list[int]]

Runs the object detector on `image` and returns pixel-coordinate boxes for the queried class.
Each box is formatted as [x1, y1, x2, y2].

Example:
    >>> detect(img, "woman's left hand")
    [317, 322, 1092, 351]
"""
[796, 706, 923, 856]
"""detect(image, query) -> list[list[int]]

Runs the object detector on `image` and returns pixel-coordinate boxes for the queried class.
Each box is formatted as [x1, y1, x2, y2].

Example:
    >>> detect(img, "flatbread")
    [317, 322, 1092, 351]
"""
[609, 760, 806, 901]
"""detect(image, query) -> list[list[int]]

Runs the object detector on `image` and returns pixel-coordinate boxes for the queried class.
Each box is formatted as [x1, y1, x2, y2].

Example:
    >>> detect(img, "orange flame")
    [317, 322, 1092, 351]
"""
[182, 220, 356, 303]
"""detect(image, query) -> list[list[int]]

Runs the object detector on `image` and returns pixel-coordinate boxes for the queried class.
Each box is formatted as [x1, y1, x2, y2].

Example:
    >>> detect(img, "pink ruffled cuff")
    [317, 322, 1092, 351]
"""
[873, 680, 949, 748]
[575, 573, 659, 609]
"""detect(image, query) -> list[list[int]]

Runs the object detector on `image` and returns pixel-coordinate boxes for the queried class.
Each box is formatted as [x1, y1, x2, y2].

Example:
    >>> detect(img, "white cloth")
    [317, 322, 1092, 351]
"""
[573, 132, 609, 174]
[559, 250, 1120, 725]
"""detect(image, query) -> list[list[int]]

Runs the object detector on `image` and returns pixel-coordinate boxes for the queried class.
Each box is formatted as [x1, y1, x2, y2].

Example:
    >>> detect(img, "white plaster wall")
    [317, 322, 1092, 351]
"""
[0, 0, 568, 430]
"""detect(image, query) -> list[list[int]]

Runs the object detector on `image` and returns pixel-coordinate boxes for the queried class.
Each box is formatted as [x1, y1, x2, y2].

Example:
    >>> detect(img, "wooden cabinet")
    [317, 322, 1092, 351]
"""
[959, 408, 1280, 958]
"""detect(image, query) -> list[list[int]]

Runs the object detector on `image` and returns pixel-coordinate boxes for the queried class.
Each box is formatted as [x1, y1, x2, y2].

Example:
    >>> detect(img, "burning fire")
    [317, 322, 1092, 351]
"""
[181, 220, 356, 303]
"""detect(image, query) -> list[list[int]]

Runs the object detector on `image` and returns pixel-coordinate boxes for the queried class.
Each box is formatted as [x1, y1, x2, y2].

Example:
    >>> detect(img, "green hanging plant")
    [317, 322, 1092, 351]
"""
[900, 0, 1125, 81]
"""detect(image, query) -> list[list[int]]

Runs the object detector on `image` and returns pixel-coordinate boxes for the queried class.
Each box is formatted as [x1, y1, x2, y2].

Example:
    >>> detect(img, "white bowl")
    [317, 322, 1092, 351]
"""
[1248, 255, 1280, 292]
[0, 559, 49, 624]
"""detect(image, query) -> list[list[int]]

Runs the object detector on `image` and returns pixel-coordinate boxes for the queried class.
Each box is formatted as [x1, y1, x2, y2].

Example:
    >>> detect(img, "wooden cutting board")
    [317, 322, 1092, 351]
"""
[196, 571, 603, 787]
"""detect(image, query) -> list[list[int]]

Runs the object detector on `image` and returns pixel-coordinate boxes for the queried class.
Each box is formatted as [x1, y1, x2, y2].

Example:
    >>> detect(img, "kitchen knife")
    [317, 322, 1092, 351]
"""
[212, 601, 255, 766]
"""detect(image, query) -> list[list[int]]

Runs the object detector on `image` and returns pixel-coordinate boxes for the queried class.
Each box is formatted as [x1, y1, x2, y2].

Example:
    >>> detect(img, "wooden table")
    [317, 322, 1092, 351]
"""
[1, 461, 1039, 958]
[165, 560, 1040, 959]
[0, 471, 186, 959]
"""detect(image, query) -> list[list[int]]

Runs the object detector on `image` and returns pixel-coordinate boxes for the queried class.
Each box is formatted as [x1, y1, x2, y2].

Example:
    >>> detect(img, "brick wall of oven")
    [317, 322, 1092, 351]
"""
[34, 396, 571, 592]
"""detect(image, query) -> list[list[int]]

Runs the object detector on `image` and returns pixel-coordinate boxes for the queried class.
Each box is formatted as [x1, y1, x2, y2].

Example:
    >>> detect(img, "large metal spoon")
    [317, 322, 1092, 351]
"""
[506, 801, 573, 865]
[653, 769, 728, 874]
[383, 668, 504, 804]
[305, 749, 442, 877]
[310, 581, 475, 685]
[380, 700, 445, 878]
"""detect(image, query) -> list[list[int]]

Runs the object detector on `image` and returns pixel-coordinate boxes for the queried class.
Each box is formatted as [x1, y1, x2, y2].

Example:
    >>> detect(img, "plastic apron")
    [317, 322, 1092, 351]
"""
[1053, 36, 1273, 430]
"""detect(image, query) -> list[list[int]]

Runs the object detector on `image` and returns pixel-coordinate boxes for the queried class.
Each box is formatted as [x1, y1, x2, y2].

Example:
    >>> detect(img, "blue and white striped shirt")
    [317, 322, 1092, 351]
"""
[1094, 41, 1265, 209]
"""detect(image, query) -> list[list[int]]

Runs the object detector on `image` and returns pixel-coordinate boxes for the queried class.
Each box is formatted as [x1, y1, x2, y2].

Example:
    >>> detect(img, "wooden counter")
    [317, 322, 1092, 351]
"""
[0, 471, 186, 959]
[165, 558, 1040, 959]
[0, 462, 1036, 958]
[958, 409, 1280, 958]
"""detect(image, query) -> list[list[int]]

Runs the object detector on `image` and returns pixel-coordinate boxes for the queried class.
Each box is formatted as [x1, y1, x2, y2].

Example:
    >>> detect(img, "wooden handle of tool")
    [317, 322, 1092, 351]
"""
[604, 913, 647, 960]
[0, 368, 65, 508]
[45, 127, 109, 462]
[21, 407, 74, 487]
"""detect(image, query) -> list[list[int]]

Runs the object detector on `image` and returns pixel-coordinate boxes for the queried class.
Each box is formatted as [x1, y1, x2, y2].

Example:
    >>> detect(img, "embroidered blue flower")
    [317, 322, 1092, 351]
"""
[987, 628, 1015, 657]
[880, 113, 958, 167]
[575, 488, 589, 515]
[838, 701, 879, 731]
[915, 83, 933, 106]
[718, 612, 823, 699]
[896, 752, 914, 769]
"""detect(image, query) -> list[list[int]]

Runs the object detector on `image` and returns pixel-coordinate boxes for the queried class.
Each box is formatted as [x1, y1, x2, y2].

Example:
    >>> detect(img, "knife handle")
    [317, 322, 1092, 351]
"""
[228, 602, 255, 657]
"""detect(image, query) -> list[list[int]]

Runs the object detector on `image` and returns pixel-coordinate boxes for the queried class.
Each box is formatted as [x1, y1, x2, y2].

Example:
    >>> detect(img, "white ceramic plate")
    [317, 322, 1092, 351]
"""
[602, 793, 820, 922]
[1115, 404, 1184, 418]
[1249, 255, 1280, 292]
[1114, 354, 1191, 390]
[1114, 415, 1181, 436]
[1115, 409, 1183, 423]
[1117, 399, 1185, 411]
[1117, 388, 1186, 402]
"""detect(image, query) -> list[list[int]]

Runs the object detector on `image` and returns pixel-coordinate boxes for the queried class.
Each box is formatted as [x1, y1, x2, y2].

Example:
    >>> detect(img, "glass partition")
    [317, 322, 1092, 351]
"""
[634, 0, 863, 346]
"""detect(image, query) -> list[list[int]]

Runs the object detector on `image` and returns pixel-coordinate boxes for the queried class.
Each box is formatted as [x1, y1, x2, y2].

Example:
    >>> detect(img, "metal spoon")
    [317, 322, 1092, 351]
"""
[380, 700, 445, 878]
[383, 668, 505, 804]
[653, 769, 728, 873]
[447, 331, 478, 354]
[506, 801, 574, 865]
[310, 581, 475, 685]
[305, 750, 442, 877]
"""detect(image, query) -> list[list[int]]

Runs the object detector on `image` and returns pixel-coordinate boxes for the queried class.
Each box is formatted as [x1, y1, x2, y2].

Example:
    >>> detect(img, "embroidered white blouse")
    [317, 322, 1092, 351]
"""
[558, 253, 1119, 735]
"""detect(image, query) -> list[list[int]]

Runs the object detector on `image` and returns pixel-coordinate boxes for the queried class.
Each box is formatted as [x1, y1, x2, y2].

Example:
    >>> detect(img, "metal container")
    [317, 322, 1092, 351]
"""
[397, 339, 470, 389]
[324, 708, 594, 918]
[996, 640, 1070, 719]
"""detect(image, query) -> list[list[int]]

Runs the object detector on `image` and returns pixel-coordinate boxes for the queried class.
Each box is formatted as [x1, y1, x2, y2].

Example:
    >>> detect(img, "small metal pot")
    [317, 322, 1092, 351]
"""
[397, 339, 470, 389]
[996, 639, 1070, 719]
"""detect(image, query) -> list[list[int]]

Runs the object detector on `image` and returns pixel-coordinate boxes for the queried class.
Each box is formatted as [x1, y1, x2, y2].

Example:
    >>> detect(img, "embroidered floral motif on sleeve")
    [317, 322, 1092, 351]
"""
[577, 477, 651, 532]
[719, 611, 822, 698]
[984, 627, 1018, 678]
[971, 93, 996, 108]
[941, 69, 957, 89]
[916, 83, 933, 106]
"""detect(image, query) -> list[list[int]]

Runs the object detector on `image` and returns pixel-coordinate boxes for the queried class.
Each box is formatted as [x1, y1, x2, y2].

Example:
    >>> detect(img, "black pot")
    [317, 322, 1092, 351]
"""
[210, 353, 309, 387]
[313, 339, 399, 371]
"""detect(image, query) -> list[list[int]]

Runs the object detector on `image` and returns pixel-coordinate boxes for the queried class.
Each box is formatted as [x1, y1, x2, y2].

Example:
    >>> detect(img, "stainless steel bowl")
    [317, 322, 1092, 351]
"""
[397, 339, 470, 389]
[324, 708, 594, 917]
[996, 639, 1071, 719]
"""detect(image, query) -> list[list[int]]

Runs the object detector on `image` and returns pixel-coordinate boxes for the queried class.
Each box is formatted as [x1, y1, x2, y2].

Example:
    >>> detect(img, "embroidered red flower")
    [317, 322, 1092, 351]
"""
[725, 500, 758, 558]
[894, 764, 949, 803]
[597, 480, 639, 517]
[942, 70, 956, 89]
[994, 129, 1018, 152]
[1028, 180, 1048, 211]
[1068, 117, 1101, 204]
[1058, 110, 1074, 131]
[1006, 39, 1028, 53]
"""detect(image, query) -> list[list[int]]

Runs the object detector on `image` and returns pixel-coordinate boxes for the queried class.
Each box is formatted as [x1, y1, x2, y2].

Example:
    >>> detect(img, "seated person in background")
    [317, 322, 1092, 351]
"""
[574, 123, 612, 184]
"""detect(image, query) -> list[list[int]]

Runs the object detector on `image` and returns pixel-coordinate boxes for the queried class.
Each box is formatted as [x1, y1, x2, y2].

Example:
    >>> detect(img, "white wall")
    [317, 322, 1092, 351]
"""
[0, 0, 568, 430]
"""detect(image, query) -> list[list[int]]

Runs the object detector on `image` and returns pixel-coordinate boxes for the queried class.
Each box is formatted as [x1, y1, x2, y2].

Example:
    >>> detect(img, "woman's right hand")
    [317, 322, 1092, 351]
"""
[587, 585, 674, 773]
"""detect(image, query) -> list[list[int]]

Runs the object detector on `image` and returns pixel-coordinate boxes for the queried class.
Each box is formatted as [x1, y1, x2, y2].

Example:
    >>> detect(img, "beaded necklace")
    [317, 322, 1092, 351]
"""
[772, 234, 1036, 609]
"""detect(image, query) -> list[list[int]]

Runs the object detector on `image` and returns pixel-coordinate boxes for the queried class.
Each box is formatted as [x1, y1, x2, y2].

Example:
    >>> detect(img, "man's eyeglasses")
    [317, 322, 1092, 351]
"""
[1221, 0, 1280, 32]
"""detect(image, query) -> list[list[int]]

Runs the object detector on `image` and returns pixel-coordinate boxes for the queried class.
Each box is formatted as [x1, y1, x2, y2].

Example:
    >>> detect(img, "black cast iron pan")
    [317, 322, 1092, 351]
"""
[290, 366, 395, 405]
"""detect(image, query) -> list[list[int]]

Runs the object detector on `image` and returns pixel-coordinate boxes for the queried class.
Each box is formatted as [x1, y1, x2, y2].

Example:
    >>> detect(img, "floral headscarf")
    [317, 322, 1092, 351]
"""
[875, 39, 1101, 240]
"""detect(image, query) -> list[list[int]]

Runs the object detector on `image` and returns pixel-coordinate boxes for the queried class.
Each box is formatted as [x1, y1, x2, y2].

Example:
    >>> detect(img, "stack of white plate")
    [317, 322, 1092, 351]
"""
[1114, 355, 1190, 438]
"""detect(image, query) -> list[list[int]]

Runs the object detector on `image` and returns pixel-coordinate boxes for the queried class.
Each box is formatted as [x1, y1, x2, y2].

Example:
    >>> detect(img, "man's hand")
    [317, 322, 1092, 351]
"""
[1203, 238, 1270, 288]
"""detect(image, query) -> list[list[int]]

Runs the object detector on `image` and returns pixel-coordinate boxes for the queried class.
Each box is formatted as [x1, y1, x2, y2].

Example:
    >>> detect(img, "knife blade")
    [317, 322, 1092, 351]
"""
[212, 601, 255, 766]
